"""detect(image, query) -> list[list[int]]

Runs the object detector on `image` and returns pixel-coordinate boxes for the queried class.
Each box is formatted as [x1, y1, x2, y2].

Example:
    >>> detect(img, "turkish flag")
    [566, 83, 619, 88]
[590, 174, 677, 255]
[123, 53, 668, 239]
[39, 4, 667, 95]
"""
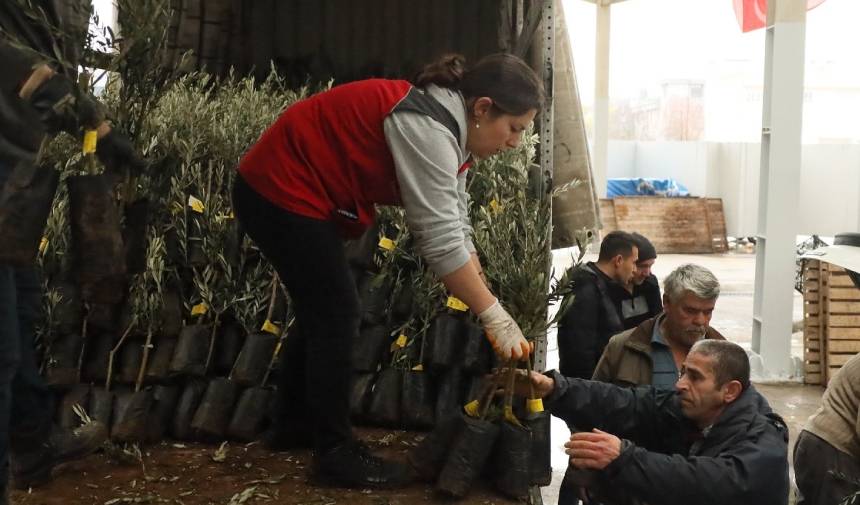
[733, 0, 827, 33]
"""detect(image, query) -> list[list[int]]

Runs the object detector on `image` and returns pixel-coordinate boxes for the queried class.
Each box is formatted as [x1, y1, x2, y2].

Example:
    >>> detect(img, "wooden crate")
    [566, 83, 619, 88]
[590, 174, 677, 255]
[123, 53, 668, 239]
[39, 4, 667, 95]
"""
[599, 197, 728, 254]
[802, 259, 860, 385]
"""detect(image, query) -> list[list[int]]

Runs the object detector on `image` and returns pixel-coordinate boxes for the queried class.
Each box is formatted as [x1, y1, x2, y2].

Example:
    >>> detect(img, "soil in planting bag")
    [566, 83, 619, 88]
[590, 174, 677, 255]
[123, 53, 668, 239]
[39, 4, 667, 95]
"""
[82, 332, 113, 384]
[214, 322, 245, 376]
[122, 199, 149, 275]
[401, 368, 435, 430]
[89, 387, 114, 428]
[366, 367, 401, 427]
[525, 409, 552, 486]
[53, 280, 83, 336]
[169, 324, 211, 377]
[408, 412, 464, 482]
[426, 313, 463, 371]
[344, 221, 379, 270]
[45, 333, 83, 388]
[231, 332, 278, 386]
[436, 414, 501, 498]
[352, 324, 389, 373]
[147, 384, 180, 443]
[159, 289, 183, 338]
[434, 368, 464, 424]
[57, 384, 90, 429]
[358, 274, 393, 325]
[350, 372, 376, 422]
[493, 421, 533, 499]
[144, 337, 177, 383]
[112, 389, 153, 443]
[68, 174, 127, 304]
[390, 282, 415, 324]
[191, 378, 240, 441]
[0, 160, 59, 266]
[461, 320, 492, 375]
[227, 386, 273, 442]
[87, 301, 120, 333]
[117, 339, 144, 385]
[170, 378, 208, 441]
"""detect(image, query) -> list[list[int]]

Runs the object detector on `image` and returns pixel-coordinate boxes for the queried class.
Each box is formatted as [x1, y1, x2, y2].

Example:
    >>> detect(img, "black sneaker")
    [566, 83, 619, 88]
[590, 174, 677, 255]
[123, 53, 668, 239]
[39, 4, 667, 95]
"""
[261, 426, 314, 451]
[11, 421, 108, 489]
[311, 441, 412, 489]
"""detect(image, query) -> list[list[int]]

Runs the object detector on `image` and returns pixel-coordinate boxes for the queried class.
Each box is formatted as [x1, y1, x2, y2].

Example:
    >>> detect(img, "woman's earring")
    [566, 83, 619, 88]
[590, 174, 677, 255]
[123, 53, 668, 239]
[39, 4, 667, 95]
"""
[475, 122, 480, 129]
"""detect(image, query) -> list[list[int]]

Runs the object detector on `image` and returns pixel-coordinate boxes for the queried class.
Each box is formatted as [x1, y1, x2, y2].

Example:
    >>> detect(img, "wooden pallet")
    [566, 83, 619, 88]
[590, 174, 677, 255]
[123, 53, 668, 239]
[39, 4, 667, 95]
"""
[802, 259, 860, 384]
[599, 197, 728, 254]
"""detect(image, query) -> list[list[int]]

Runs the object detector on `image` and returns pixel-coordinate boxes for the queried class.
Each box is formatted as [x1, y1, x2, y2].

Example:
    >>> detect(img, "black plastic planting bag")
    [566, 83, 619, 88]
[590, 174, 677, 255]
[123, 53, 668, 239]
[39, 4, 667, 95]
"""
[0, 160, 58, 266]
[344, 222, 379, 270]
[352, 324, 389, 372]
[408, 413, 464, 482]
[437, 414, 501, 498]
[525, 410, 553, 486]
[89, 387, 114, 427]
[87, 301, 120, 333]
[170, 378, 208, 440]
[359, 275, 393, 325]
[390, 282, 415, 323]
[461, 321, 492, 374]
[147, 384, 180, 443]
[53, 280, 83, 336]
[349, 372, 375, 421]
[67, 174, 126, 304]
[45, 333, 83, 388]
[82, 332, 113, 383]
[145, 337, 177, 383]
[426, 313, 462, 370]
[122, 199, 149, 275]
[401, 369, 435, 430]
[58, 384, 90, 429]
[191, 378, 240, 440]
[435, 368, 464, 424]
[367, 368, 401, 427]
[169, 324, 210, 377]
[112, 389, 153, 443]
[159, 289, 183, 338]
[186, 207, 206, 267]
[214, 323, 245, 376]
[493, 421, 532, 499]
[227, 386, 273, 441]
[231, 332, 277, 386]
[118, 339, 144, 384]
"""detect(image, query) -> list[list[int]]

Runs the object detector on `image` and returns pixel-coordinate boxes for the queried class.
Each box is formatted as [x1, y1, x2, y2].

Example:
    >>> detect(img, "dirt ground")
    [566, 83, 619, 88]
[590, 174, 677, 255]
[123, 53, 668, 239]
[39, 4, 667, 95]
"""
[11, 428, 522, 505]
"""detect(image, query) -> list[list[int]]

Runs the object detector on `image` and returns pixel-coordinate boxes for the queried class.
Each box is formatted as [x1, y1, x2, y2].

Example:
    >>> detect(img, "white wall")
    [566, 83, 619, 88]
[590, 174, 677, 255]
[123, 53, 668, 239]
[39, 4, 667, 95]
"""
[604, 140, 860, 237]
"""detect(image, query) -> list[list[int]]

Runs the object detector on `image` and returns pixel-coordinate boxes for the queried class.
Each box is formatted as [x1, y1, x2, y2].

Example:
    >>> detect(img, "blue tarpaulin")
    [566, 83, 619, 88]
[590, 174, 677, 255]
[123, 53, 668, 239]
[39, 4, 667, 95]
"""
[606, 178, 690, 198]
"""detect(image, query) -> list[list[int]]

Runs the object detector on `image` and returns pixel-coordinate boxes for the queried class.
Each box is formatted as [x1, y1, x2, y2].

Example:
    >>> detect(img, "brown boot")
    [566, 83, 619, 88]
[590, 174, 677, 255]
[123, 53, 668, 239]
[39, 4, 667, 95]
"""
[11, 421, 108, 490]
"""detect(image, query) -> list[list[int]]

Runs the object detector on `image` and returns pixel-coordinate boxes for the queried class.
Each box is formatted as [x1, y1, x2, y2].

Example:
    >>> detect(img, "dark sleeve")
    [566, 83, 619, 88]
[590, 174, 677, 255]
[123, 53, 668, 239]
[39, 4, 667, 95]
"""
[557, 280, 602, 379]
[645, 274, 663, 318]
[544, 370, 678, 440]
[604, 424, 789, 505]
[591, 334, 621, 382]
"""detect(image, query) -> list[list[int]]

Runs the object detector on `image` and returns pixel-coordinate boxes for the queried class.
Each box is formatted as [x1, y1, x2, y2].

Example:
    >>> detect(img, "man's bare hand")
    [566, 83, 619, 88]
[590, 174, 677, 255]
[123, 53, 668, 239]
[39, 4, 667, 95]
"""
[564, 429, 622, 470]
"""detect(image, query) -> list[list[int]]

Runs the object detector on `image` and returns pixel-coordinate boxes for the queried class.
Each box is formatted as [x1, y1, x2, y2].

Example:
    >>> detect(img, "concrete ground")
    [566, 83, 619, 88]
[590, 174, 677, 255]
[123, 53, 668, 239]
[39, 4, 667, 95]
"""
[539, 250, 825, 504]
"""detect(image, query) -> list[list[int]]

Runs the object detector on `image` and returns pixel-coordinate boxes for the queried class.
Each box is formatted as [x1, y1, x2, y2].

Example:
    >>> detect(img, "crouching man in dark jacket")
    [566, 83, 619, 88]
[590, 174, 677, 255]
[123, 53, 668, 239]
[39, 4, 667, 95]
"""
[518, 339, 789, 505]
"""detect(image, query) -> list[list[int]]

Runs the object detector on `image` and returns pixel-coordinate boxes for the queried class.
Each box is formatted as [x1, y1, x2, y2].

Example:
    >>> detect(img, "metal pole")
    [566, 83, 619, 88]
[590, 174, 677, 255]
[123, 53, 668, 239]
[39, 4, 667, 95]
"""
[593, 0, 611, 201]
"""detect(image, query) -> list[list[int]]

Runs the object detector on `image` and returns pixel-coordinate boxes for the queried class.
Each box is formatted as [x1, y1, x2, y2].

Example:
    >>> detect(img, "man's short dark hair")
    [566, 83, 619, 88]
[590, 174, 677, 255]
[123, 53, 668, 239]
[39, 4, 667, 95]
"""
[598, 231, 638, 262]
[691, 340, 751, 390]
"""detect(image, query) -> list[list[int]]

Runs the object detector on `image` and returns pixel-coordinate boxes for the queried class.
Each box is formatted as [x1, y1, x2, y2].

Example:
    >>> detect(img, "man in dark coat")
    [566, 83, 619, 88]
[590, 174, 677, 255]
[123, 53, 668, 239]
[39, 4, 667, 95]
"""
[522, 339, 789, 505]
[613, 233, 662, 329]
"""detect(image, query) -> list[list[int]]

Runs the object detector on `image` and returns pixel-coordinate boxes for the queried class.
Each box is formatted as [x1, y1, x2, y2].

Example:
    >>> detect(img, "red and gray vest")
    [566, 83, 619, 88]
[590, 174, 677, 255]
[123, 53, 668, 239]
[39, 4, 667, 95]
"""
[238, 78, 466, 237]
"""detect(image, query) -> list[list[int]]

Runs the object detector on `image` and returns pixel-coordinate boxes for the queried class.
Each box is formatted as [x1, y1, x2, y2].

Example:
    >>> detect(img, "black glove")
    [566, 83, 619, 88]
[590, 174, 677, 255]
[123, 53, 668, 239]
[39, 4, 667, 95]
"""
[27, 73, 104, 135]
[96, 129, 145, 175]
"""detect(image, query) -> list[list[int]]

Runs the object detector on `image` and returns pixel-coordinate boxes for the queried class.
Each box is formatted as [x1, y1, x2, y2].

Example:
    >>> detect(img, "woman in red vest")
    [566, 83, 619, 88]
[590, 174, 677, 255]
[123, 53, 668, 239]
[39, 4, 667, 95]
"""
[232, 53, 543, 488]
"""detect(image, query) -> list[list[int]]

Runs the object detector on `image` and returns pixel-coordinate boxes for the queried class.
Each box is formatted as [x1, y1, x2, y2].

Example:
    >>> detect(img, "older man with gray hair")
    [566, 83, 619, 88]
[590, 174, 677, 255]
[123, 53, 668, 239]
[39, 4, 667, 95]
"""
[593, 264, 725, 388]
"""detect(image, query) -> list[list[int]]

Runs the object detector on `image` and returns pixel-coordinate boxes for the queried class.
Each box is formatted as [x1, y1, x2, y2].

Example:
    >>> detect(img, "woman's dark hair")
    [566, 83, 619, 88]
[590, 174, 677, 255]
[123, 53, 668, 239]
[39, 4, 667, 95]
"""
[414, 53, 544, 116]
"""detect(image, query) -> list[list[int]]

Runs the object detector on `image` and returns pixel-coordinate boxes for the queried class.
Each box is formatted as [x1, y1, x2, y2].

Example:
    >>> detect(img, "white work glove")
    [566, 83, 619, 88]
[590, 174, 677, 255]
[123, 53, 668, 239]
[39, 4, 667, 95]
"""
[478, 300, 530, 360]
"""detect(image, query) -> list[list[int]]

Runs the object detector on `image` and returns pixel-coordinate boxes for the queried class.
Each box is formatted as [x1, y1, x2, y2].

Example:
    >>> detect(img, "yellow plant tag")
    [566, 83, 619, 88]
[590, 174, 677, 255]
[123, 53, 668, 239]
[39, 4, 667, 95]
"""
[527, 398, 544, 413]
[38, 237, 49, 254]
[464, 400, 481, 418]
[390, 334, 408, 352]
[82, 130, 98, 155]
[261, 319, 280, 335]
[412, 364, 424, 371]
[191, 303, 208, 316]
[378, 237, 395, 251]
[187, 195, 205, 213]
[446, 296, 469, 312]
[489, 199, 502, 214]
